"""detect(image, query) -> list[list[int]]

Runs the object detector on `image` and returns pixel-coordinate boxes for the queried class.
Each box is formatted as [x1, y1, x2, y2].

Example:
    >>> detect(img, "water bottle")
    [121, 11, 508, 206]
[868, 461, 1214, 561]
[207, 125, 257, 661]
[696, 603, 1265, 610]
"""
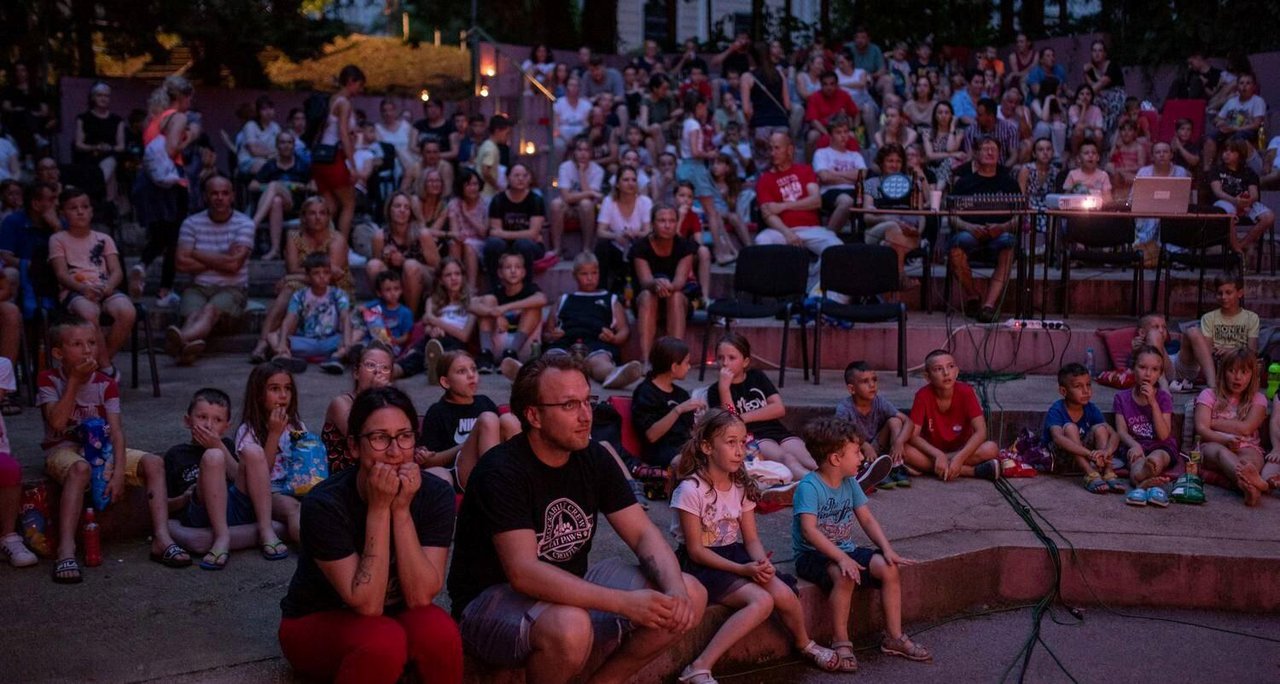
[82, 508, 102, 567]
[623, 277, 635, 309]
[80, 417, 114, 511]
[1268, 363, 1280, 400]
[745, 433, 759, 465]
[1187, 437, 1202, 478]
[1084, 347, 1096, 377]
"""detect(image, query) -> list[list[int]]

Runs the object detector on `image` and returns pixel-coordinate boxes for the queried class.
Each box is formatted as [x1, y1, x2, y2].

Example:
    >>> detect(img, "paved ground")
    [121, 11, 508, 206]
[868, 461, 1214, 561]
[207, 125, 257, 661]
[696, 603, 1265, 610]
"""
[2, 353, 1278, 682]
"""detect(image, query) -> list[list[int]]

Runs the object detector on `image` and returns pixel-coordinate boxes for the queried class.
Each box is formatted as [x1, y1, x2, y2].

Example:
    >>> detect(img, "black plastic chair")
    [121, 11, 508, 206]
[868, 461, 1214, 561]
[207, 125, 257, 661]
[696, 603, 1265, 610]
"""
[1058, 216, 1143, 317]
[811, 245, 907, 385]
[22, 301, 162, 404]
[698, 245, 810, 388]
[1151, 208, 1241, 318]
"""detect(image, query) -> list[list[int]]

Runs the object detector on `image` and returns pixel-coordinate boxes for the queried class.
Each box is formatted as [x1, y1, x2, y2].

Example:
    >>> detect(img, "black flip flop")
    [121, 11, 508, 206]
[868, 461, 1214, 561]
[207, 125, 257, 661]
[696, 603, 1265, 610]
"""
[150, 543, 193, 568]
[53, 557, 83, 584]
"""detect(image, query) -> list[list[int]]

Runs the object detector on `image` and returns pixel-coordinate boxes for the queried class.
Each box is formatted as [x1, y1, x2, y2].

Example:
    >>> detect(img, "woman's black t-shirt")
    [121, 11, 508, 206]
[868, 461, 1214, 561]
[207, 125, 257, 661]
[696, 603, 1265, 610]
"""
[279, 467, 456, 618]
[631, 236, 697, 279]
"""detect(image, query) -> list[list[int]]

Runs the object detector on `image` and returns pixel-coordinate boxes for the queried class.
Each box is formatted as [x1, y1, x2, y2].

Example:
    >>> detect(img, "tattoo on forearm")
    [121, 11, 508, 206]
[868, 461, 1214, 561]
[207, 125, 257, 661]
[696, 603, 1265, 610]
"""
[355, 555, 375, 587]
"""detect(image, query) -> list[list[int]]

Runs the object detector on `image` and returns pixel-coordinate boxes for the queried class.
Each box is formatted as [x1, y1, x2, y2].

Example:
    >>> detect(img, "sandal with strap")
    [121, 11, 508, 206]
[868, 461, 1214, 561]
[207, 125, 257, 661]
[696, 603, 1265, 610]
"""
[677, 666, 718, 684]
[53, 557, 83, 584]
[261, 540, 290, 561]
[799, 640, 840, 672]
[1083, 473, 1109, 494]
[831, 640, 859, 672]
[199, 550, 230, 571]
[881, 634, 932, 662]
[150, 542, 193, 568]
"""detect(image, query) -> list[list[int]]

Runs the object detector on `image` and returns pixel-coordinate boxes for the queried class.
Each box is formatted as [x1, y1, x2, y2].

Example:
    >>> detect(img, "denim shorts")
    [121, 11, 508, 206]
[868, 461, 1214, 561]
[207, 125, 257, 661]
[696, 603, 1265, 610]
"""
[183, 483, 256, 528]
[794, 547, 881, 592]
[676, 159, 716, 198]
[947, 228, 1016, 253]
[459, 558, 646, 668]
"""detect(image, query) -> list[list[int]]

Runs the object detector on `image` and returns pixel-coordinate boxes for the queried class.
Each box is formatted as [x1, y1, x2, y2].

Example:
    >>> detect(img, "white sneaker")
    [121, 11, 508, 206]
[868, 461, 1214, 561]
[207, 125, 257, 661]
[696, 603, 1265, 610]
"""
[155, 291, 181, 309]
[602, 361, 645, 389]
[0, 533, 37, 568]
[499, 356, 523, 382]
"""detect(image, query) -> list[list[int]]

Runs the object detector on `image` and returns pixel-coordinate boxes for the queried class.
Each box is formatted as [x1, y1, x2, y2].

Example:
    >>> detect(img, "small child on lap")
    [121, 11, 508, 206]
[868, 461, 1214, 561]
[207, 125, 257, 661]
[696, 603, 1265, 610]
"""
[1044, 363, 1122, 493]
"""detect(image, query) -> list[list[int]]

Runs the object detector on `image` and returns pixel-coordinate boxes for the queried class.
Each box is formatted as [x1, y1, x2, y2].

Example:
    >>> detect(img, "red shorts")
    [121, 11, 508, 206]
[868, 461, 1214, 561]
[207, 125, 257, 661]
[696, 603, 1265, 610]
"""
[312, 149, 351, 194]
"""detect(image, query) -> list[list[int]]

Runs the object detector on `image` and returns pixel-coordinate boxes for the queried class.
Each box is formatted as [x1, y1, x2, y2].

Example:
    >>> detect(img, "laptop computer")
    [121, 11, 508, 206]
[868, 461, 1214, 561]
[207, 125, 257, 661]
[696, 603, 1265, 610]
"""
[1130, 176, 1192, 215]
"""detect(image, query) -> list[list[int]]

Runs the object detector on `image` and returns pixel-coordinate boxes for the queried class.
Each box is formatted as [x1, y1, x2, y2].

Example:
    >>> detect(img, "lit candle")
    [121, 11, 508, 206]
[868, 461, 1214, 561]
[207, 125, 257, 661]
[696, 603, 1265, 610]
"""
[523, 141, 536, 155]
[419, 89, 430, 102]
[479, 85, 490, 97]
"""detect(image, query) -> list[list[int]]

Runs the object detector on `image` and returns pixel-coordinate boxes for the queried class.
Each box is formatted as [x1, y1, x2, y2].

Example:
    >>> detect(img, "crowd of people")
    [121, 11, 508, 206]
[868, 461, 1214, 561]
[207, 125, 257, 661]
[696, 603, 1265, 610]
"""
[0, 31, 1277, 684]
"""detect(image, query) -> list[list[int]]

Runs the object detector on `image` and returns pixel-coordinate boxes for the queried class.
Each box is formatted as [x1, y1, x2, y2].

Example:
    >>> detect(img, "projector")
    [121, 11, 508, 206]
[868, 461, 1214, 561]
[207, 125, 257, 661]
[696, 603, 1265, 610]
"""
[1046, 194, 1102, 211]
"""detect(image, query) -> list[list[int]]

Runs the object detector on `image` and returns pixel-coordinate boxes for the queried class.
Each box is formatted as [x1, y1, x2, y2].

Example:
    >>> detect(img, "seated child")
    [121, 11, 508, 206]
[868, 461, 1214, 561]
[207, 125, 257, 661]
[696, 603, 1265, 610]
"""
[903, 350, 1002, 482]
[354, 271, 413, 361]
[531, 252, 644, 389]
[234, 363, 305, 555]
[1115, 345, 1178, 506]
[1176, 275, 1258, 390]
[163, 388, 282, 570]
[39, 316, 189, 583]
[1194, 349, 1269, 506]
[674, 181, 715, 298]
[417, 351, 521, 493]
[48, 187, 135, 379]
[270, 253, 352, 375]
[0, 356, 36, 567]
[404, 258, 476, 382]
[631, 336, 703, 470]
[708, 332, 817, 481]
[471, 251, 546, 374]
[1044, 363, 1122, 493]
[1132, 312, 1177, 392]
[1243, 394, 1280, 501]
[835, 361, 914, 489]
[321, 343, 395, 474]
[793, 417, 932, 670]
[672, 409, 841, 682]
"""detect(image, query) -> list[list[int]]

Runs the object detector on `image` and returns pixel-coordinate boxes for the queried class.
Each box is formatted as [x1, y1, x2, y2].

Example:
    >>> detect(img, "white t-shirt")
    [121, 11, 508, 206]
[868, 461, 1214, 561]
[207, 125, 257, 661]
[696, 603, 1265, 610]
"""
[1135, 164, 1189, 179]
[177, 210, 256, 288]
[0, 357, 13, 452]
[812, 147, 868, 190]
[237, 120, 280, 166]
[1267, 136, 1280, 156]
[669, 476, 755, 547]
[599, 194, 653, 239]
[554, 98, 592, 141]
[679, 117, 702, 160]
[1218, 94, 1267, 127]
[375, 120, 415, 155]
[556, 160, 604, 194]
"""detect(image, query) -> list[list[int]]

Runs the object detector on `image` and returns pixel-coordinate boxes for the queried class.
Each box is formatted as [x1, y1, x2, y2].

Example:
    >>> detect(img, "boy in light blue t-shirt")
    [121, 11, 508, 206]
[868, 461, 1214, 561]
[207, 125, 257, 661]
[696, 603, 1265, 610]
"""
[791, 417, 932, 670]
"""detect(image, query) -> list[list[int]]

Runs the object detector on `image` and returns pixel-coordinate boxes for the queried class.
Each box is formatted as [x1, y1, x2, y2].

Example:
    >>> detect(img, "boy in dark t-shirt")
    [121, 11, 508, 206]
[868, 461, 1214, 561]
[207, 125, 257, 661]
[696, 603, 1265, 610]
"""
[539, 252, 644, 389]
[417, 351, 521, 492]
[470, 252, 547, 373]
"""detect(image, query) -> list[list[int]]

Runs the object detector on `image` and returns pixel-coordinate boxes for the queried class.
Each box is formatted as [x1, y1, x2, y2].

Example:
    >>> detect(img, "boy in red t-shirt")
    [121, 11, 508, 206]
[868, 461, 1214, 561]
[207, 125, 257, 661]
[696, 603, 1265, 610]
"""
[904, 350, 1001, 482]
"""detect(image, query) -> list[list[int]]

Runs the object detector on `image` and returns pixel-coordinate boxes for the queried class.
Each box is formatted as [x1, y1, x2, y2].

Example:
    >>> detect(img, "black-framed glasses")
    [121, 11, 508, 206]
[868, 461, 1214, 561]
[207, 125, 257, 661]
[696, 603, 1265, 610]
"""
[532, 395, 598, 413]
[361, 431, 417, 451]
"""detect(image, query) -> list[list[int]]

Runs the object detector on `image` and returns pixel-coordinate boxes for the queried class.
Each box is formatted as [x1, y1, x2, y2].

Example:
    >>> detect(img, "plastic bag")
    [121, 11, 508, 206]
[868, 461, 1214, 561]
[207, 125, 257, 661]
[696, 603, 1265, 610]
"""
[280, 431, 329, 496]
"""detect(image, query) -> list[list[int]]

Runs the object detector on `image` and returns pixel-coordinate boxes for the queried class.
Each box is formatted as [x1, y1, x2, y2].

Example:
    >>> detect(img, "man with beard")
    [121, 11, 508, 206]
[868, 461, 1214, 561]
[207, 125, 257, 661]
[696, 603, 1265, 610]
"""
[448, 354, 706, 684]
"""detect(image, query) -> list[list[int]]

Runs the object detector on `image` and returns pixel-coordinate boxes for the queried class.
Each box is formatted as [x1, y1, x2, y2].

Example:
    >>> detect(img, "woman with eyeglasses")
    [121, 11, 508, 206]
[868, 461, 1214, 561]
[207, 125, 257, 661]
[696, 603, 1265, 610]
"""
[322, 343, 396, 474]
[279, 385, 462, 684]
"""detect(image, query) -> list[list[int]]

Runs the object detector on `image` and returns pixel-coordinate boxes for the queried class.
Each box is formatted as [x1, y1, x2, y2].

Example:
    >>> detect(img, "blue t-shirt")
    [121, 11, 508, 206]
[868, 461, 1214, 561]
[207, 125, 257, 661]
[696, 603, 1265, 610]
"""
[364, 300, 414, 341]
[0, 210, 38, 261]
[288, 286, 350, 339]
[1041, 399, 1106, 445]
[792, 471, 867, 556]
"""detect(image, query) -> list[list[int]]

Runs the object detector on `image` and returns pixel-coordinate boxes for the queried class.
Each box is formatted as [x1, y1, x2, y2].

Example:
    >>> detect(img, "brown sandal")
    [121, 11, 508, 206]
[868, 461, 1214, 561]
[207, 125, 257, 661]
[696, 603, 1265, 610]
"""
[881, 634, 932, 662]
[831, 640, 859, 672]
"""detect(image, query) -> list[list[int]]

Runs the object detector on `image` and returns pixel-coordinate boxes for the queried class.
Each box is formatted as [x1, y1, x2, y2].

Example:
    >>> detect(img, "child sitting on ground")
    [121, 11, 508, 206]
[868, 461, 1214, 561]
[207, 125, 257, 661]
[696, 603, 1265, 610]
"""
[835, 361, 914, 489]
[1044, 363, 1122, 494]
[1176, 274, 1258, 390]
[470, 252, 546, 374]
[1238, 392, 1280, 503]
[1194, 349, 1269, 505]
[1132, 312, 1176, 392]
[903, 349, 1002, 482]
[793, 417, 932, 671]
[413, 257, 476, 382]
[673, 409, 841, 683]
[163, 388, 284, 570]
[234, 363, 305, 556]
[707, 332, 818, 481]
[39, 316, 189, 583]
[48, 187, 135, 380]
[417, 351, 521, 493]
[321, 343, 395, 474]
[1115, 345, 1178, 507]
[520, 252, 643, 388]
[354, 271, 413, 362]
[271, 253, 352, 375]
[0, 356, 36, 568]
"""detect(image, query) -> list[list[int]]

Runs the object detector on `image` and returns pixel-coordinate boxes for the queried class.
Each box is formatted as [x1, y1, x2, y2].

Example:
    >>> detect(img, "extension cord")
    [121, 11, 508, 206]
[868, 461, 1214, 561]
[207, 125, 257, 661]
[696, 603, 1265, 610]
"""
[1003, 318, 1067, 330]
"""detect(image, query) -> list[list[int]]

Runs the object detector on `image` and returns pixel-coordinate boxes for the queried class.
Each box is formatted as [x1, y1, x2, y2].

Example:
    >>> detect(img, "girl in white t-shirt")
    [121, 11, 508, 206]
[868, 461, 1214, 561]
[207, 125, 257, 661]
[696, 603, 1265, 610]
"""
[672, 409, 840, 682]
[234, 363, 304, 558]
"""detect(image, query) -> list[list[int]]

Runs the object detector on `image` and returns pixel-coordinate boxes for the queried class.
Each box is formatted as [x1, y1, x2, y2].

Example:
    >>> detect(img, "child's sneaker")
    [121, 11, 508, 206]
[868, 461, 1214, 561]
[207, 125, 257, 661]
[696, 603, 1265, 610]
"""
[1125, 487, 1149, 506]
[319, 356, 345, 374]
[890, 465, 911, 487]
[476, 350, 496, 375]
[1147, 486, 1170, 507]
[857, 454, 893, 494]
[602, 361, 645, 389]
[0, 533, 37, 568]
[973, 459, 1002, 482]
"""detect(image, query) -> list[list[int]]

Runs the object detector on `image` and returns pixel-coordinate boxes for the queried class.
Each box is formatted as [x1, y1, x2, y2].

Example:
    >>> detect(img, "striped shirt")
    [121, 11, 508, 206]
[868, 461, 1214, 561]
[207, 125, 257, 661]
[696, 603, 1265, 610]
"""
[177, 210, 255, 288]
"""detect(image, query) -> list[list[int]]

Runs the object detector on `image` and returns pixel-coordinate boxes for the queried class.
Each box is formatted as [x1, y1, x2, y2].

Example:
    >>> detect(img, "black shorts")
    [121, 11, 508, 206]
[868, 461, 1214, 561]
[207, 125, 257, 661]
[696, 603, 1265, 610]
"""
[794, 547, 881, 592]
[546, 338, 620, 363]
[821, 188, 856, 215]
[182, 483, 256, 528]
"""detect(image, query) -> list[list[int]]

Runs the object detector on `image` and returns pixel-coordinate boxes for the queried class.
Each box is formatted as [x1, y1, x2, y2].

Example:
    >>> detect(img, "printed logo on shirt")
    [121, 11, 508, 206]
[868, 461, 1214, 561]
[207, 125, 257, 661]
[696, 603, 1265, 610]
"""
[735, 388, 769, 415]
[816, 495, 856, 543]
[537, 497, 593, 562]
[453, 417, 477, 445]
[777, 173, 804, 202]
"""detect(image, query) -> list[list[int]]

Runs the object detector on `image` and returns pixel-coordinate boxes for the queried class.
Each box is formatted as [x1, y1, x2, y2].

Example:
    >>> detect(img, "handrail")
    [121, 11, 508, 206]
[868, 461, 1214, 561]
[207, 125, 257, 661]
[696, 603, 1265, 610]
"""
[468, 26, 556, 103]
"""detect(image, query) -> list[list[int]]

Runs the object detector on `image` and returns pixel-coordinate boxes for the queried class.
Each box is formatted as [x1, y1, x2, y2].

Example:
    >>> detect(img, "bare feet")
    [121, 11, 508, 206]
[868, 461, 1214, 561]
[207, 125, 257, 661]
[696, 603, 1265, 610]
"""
[1136, 475, 1171, 489]
[1235, 461, 1270, 492]
[1240, 478, 1262, 506]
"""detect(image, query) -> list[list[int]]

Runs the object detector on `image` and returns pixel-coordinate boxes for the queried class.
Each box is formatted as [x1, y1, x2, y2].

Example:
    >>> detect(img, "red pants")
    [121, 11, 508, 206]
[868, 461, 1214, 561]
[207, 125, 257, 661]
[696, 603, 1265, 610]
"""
[279, 604, 463, 684]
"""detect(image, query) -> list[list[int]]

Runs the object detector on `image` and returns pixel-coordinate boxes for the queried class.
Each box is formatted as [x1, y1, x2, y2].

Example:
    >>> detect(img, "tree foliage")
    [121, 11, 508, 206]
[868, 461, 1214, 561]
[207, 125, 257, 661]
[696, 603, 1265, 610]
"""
[1080, 0, 1280, 67]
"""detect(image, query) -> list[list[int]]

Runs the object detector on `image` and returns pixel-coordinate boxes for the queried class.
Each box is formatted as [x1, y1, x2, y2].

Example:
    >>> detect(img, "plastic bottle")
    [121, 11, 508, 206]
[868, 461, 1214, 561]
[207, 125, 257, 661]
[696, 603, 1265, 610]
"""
[1267, 362, 1280, 399]
[1084, 347, 1096, 377]
[1187, 437, 1202, 477]
[81, 417, 114, 511]
[82, 508, 102, 567]
[745, 433, 759, 464]
[623, 277, 635, 309]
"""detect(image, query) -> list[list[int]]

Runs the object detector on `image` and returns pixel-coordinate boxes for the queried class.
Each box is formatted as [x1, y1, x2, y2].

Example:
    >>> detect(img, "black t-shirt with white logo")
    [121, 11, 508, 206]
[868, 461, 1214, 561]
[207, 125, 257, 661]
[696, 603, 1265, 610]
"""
[419, 395, 500, 452]
[704, 368, 792, 442]
[447, 433, 637, 617]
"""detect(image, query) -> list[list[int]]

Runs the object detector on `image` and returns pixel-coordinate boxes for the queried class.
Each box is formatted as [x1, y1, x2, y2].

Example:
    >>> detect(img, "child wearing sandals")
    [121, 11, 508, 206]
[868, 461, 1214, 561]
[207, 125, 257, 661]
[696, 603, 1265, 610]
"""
[416, 351, 521, 492]
[1193, 349, 1269, 506]
[672, 409, 841, 683]
[1239, 395, 1280, 504]
[707, 333, 817, 481]
[1044, 362, 1123, 494]
[1114, 345, 1178, 507]
[0, 356, 36, 568]
[233, 363, 305, 558]
[793, 417, 931, 671]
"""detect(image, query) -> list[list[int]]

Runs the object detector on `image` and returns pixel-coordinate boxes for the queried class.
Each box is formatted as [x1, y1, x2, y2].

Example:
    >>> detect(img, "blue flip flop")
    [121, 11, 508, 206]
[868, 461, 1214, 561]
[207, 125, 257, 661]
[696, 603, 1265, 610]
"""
[261, 540, 290, 561]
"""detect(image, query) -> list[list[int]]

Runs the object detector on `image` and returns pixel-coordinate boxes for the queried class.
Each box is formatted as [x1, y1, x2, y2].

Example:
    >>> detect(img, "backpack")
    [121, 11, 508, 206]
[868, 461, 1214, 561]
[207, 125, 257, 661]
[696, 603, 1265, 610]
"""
[302, 92, 331, 146]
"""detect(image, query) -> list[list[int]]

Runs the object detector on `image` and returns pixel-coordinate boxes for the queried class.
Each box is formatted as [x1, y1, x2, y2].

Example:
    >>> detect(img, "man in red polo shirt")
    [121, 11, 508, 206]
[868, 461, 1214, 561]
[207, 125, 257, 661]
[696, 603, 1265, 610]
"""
[754, 131, 843, 285]
[804, 70, 860, 154]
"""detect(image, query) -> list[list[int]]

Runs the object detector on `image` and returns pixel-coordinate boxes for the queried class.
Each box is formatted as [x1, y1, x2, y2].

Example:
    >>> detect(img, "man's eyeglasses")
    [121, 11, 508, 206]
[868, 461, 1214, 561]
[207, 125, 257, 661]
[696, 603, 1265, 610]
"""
[532, 396, 599, 413]
[361, 431, 417, 451]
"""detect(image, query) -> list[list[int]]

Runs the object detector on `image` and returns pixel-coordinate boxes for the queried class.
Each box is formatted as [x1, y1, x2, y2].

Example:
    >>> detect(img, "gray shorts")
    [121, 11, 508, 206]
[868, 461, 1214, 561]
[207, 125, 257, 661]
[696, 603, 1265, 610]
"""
[459, 558, 647, 668]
